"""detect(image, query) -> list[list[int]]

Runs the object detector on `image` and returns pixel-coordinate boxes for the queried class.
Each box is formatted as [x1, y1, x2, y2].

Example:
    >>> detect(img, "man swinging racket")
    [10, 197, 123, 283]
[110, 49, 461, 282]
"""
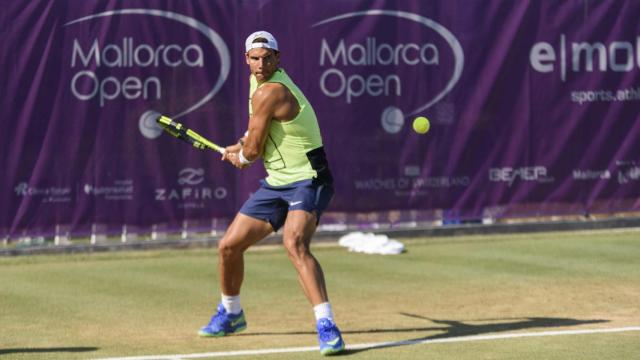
[198, 31, 345, 356]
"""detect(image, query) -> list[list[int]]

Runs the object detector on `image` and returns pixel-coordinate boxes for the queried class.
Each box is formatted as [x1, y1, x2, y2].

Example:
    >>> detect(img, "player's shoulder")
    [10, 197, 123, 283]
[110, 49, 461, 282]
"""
[261, 81, 287, 95]
[253, 82, 288, 103]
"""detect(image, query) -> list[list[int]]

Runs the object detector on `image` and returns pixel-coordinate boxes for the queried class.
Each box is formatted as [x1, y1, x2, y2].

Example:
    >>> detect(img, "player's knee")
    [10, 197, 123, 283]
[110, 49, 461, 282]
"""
[283, 234, 309, 259]
[218, 238, 242, 260]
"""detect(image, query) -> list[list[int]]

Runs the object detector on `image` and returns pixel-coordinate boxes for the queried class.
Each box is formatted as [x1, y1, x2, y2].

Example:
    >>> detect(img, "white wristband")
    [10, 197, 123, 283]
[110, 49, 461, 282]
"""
[238, 149, 252, 165]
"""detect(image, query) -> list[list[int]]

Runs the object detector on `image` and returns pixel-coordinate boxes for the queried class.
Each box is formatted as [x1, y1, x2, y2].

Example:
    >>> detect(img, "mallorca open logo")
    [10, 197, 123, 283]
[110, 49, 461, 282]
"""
[312, 10, 464, 133]
[64, 9, 230, 139]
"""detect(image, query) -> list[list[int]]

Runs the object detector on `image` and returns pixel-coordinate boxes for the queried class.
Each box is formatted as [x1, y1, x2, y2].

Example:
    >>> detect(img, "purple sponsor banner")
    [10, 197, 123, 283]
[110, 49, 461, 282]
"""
[1, 1, 639, 239]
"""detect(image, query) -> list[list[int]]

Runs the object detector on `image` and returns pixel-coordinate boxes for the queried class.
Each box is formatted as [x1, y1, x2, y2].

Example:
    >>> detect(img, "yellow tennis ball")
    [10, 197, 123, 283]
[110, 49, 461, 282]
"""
[412, 116, 430, 134]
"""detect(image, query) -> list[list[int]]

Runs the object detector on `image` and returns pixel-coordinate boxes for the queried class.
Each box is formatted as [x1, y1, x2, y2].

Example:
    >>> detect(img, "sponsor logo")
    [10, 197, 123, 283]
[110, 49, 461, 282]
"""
[178, 168, 204, 185]
[572, 169, 611, 180]
[69, 37, 202, 107]
[155, 168, 227, 208]
[618, 166, 640, 184]
[355, 176, 470, 190]
[489, 166, 554, 186]
[14, 182, 72, 203]
[139, 110, 164, 139]
[380, 106, 404, 134]
[404, 165, 421, 177]
[354, 175, 469, 197]
[313, 10, 464, 133]
[64, 9, 230, 139]
[84, 179, 134, 200]
[530, 35, 640, 82]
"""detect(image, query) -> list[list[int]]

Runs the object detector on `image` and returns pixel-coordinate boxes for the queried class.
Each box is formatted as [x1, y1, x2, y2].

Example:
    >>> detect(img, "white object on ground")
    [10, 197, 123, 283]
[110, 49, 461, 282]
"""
[338, 232, 405, 255]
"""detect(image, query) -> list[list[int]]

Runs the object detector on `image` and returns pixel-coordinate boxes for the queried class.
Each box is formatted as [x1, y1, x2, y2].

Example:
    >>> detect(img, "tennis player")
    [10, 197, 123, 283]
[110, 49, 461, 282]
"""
[198, 30, 345, 356]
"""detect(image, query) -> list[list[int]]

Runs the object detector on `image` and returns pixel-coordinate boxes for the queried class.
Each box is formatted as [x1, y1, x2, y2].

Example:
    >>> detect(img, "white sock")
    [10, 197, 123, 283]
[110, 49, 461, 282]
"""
[313, 302, 334, 321]
[221, 294, 242, 315]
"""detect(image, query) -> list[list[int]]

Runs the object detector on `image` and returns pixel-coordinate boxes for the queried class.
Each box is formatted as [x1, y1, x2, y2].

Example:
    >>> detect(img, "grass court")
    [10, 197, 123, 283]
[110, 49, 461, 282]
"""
[1, 228, 639, 359]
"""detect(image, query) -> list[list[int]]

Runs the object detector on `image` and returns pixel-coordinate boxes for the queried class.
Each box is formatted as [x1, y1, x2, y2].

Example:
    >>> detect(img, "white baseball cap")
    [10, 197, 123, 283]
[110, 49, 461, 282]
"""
[245, 31, 279, 53]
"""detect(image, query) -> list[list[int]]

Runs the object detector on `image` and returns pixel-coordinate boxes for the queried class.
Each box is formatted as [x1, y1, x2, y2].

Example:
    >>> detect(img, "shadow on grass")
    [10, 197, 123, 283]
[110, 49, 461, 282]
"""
[0, 347, 98, 355]
[235, 315, 608, 356]
[340, 315, 609, 355]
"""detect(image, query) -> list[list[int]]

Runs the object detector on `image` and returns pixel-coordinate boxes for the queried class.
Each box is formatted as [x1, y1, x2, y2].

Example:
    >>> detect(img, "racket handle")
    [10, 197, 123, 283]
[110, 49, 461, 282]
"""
[213, 145, 226, 155]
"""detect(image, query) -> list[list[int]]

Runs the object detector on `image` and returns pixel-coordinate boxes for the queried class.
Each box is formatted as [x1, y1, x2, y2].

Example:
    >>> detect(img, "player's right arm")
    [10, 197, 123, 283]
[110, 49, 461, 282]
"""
[244, 84, 281, 159]
[224, 83, 282, 169]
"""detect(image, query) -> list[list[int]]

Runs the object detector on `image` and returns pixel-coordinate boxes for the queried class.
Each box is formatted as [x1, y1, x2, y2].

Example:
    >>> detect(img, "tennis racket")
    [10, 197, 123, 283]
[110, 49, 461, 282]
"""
[156, 115, 225, 154]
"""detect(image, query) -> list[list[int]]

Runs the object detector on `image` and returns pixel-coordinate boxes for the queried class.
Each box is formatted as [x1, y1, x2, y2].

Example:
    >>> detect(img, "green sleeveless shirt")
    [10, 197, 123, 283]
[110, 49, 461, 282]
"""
[249, 68, 325, 186]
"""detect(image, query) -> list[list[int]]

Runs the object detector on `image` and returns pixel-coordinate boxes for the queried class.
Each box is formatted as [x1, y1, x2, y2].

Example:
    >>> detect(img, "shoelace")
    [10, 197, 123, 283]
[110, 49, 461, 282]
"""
[208, 308, 227, 327]
[318, 322, 339, 341]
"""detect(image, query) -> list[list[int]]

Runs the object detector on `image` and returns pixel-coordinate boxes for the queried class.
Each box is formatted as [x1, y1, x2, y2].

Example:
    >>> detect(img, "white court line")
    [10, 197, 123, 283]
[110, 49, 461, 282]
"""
[95, 326, 640, 360]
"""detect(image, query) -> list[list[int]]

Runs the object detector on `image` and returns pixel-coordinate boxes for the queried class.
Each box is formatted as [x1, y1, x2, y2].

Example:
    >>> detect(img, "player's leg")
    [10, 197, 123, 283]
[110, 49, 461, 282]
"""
[282, 210, 327, 305]
[218, 213, 274, 296]
[282, 209, 345, 355]
[281, 179, 334, 306]
[199, 213, 273, 337]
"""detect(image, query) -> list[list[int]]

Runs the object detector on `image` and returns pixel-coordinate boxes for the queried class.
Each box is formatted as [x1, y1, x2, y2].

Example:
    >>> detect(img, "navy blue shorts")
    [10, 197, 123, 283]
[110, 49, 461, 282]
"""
[239, 179, 334, 232]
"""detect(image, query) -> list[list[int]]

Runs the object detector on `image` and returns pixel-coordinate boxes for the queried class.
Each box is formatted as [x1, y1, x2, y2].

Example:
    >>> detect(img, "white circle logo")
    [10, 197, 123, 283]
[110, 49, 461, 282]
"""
[139, 110, 163, 139]
[381, 106, 404, 134]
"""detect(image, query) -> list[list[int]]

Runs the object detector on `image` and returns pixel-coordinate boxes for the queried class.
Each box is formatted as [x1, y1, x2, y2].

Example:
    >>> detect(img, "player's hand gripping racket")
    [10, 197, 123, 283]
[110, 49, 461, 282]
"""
[156, 115, 225, 154]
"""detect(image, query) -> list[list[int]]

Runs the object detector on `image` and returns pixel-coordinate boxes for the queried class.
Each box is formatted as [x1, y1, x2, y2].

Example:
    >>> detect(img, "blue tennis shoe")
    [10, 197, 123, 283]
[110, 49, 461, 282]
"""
[317, 318, 345, 355]
[198, 303, 247, 337]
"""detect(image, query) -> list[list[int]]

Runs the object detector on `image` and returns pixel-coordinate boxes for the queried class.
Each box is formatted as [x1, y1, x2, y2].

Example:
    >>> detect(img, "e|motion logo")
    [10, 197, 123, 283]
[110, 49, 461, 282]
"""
[313, 10, 464, 134]
[530, 35, 640, 82]
[64, 9, 230, 139]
